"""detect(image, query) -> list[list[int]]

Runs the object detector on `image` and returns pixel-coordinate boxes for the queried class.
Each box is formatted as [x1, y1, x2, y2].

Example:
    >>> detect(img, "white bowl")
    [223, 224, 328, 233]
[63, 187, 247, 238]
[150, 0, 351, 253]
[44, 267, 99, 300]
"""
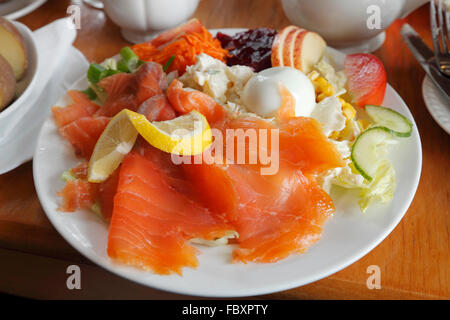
[102, 0, 200, 43]
[0, 21, 39, 134]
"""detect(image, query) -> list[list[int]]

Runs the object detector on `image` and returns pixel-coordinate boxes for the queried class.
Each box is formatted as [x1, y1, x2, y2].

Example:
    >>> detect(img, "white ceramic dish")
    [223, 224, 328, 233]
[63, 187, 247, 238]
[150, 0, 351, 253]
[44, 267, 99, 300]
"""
[280, 0, 427, 53]
[422, 75, 450, 135]
[0, 21, 39, 130]
[103, 0, 200, 43]
[33, 28, 422, 297]
[0, 0, 46, 20]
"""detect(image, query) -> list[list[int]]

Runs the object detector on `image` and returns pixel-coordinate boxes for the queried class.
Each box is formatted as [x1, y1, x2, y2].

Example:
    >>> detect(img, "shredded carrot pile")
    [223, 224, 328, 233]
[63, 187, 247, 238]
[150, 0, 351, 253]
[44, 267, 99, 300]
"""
[132, 26, 229, 74]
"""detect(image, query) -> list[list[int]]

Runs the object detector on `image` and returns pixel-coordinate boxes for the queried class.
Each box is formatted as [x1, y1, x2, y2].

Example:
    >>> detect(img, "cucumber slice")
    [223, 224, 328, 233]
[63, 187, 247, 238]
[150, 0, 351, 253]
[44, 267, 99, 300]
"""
[351, 126, 393, 182]
[365, 105, 412, 137]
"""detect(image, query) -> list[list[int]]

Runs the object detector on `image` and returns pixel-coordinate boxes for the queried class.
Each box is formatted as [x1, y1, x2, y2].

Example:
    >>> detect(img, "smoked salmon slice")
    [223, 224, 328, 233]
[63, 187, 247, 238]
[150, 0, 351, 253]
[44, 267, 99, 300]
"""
[107, 150, 231, 274]
[183, 159, 334, 263]
[52, 90, 100, 127]
[95, 73, 137, 117]
[57, 179, 98, 212]
[137, 94, 177, 121]
[167, 79, 227, 123]
[59, 116, 110, 159]
[135, 62, 166, 105]
[95, 63, 166, 116]
[218, 116, 344, 174]
[58, 161, 119, 221]
[182, 115, 341, 263]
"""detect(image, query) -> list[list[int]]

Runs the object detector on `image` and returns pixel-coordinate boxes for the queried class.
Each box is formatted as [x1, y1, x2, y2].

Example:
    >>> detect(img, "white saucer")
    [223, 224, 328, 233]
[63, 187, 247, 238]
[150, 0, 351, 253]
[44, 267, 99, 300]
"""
[0, 0, 47, 20]
[422, 75, 450, 135]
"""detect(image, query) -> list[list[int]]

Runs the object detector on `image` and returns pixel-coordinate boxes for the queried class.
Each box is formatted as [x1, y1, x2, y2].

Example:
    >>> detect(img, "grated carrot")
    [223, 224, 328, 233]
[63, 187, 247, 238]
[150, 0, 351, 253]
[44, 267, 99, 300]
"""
[131, 25, 229, 74]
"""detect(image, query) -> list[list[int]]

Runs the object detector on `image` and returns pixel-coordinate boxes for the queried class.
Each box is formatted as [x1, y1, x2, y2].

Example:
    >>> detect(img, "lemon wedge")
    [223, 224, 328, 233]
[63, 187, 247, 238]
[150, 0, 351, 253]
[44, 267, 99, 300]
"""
[88, 109, 212, 183]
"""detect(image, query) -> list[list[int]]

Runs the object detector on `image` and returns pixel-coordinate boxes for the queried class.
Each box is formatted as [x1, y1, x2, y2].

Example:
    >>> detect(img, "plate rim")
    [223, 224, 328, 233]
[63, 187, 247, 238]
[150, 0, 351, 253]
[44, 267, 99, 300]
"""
[33, 28, 423, 297]
[422, 75, 450, 135]
[1, 0, 47, 20]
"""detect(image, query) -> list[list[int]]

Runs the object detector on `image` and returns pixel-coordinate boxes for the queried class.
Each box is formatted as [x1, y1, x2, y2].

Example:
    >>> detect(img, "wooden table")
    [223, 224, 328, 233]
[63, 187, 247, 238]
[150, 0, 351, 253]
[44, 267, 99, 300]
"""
[0, 0, 448, 300]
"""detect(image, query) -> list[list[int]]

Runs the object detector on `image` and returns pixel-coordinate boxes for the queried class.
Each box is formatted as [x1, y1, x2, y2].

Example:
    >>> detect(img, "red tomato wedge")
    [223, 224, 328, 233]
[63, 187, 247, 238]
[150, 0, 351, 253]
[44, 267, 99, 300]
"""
[344, 53, 387, 108]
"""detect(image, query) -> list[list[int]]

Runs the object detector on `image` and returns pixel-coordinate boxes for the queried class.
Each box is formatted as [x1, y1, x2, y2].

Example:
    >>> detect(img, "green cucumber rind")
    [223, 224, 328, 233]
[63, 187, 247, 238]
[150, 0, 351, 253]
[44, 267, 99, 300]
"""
[351, 126, 394, 182]
[365, 105, 413, 137]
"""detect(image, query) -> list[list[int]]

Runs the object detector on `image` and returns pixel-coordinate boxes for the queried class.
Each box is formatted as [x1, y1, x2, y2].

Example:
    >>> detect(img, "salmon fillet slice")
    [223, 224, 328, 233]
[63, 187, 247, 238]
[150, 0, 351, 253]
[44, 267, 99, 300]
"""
[107, 150, 231, 274]
[59, 116, 110, 159]
[52, 90, 100, 127]
[167, 79, 227, 124]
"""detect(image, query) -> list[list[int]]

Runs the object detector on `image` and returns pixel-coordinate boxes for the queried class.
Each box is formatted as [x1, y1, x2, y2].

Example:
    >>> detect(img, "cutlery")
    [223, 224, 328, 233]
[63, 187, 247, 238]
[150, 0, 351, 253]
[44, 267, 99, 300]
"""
[401, 23, 450, 103]
[430, 0, 450, 77]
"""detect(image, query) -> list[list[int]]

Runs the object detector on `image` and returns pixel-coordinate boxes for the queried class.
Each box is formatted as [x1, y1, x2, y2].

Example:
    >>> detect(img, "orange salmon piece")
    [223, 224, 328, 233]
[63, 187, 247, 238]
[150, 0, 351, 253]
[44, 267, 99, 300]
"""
[52, 90, 100, 127]
[57, 179, 98, 212]
[107, 151, 231, 274]
[59, 116, 110, 159]
[167, 79, 227, 124]
[135, 62, 166, 105]
[137, 94, 177, 121]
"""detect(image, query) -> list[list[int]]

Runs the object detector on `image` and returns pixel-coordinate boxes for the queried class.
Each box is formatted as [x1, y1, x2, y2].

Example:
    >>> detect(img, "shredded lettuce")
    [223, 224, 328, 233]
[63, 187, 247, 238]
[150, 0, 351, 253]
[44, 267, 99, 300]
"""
[190, 231, 238, 247]
[90, 200, 103, 219]
[358, 160, 395, 212]
[319, 160, 367, 193]
[61, 170, 76, 182]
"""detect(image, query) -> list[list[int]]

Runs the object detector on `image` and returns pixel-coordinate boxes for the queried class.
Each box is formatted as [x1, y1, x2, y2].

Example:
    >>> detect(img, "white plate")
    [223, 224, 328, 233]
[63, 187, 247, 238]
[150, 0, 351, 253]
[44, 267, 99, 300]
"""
[0, 0, 46, 20]
[422, 75, 450, 135]
[33, 29, 422, 297]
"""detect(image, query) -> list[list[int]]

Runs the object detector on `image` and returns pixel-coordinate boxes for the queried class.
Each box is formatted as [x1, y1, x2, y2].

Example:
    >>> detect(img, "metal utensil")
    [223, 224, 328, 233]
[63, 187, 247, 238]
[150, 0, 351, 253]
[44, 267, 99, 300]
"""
[401, 23, 450, 102]
[430, 0, 450, 77]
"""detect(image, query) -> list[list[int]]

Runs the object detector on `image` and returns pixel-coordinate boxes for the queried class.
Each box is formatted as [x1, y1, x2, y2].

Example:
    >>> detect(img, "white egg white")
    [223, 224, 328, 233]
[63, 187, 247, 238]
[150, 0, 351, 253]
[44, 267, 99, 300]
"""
[242, 67, 316, 118]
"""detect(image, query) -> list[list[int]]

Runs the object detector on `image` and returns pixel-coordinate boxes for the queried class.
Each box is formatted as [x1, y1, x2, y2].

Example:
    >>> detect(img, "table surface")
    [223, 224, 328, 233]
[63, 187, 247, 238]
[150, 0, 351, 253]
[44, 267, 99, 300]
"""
[0, 0, 448, 300]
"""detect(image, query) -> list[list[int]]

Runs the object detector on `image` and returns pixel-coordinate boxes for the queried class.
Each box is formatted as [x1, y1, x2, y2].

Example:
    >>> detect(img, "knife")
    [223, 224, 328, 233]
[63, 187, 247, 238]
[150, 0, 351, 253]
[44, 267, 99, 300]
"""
[401, 23, 450, 103]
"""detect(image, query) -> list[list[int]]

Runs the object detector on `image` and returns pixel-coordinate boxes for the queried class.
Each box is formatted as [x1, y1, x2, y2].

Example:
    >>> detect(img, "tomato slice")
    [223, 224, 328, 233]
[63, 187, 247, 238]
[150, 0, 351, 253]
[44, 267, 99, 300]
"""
[344, 53, 387, 108]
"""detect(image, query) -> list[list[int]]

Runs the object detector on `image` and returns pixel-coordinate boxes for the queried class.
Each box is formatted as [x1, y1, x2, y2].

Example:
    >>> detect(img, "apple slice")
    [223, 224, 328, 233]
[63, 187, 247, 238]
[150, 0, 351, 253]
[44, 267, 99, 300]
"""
[0, 17, 27, 80]
[272, 25, 326, 73]
[285, 28, 305, 68]
[271, 25, 297, 67]
[291, 31, 326, 73]
[0, 54, 16, 110]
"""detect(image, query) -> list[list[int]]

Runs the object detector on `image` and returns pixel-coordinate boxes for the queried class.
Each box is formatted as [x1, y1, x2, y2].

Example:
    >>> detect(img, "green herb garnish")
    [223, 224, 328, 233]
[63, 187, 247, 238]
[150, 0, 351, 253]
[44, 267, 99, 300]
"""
[163, 55, 176, 72]
[81, 87, 98, 101]
[87, 63, 121, 84]
[117, 47, 145, 73]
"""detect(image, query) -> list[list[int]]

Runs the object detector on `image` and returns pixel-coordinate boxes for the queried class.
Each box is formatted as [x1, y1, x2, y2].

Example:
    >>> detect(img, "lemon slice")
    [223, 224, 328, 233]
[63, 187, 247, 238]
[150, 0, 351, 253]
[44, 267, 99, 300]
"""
[88, 109, 212, 183]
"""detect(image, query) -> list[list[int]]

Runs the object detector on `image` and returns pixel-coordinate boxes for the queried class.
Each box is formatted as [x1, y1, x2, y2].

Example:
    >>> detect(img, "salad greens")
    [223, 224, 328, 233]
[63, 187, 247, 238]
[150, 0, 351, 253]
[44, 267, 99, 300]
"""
[358, 160, 395, 212]
[61, 170, 76, 182]
[82, 46, 146, 101]
[163, 55, 176, 72]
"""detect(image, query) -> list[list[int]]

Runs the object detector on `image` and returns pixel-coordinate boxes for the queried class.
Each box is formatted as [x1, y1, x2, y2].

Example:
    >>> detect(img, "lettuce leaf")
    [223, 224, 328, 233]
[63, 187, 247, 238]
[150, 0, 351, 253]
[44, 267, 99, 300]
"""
[358, 160, 395, 212]
[90, 200, 103, 219]
[61, 170, 76, 182]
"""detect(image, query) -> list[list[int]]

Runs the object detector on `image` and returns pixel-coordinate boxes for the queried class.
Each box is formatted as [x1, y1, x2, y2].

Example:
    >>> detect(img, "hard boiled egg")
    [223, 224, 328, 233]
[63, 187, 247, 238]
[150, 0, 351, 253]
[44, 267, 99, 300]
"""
[242, 67, 316, 118]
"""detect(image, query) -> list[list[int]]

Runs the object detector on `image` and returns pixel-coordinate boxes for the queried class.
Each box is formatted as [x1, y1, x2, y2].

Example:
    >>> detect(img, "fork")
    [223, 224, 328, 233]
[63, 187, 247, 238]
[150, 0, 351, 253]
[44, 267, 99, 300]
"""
[430, 0, 450, 77]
